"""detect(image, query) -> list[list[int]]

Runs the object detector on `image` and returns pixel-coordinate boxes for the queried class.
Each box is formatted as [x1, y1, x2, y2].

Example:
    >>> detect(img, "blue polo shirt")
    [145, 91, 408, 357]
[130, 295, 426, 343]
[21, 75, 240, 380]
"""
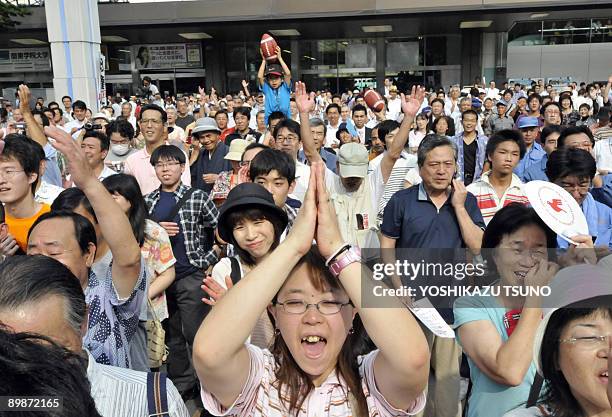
[514, 142, 546, 179]
[298, 148, 338, 174]
[557, 192, 612, 250]
[261, 80, 292, 124]
[521, 153, 549, 182]
[592, 174, 612, 208]
[381, 183, 485, 248]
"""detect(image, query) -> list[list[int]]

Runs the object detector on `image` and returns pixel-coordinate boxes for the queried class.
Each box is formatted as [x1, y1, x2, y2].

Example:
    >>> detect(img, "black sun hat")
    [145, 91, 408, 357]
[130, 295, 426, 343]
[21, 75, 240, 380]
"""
[217, 182, 289, 243]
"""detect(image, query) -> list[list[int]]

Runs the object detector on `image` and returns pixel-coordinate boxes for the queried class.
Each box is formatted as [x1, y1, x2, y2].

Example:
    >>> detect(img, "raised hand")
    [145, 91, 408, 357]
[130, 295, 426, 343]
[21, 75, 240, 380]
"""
[201, 275, 233, 306]
[17, 84, 32, 114]
[294, 81, 315, 114]
[312, 161, 344, 259]
[241, 79, 249, 89]
[400, 85, 426, 117]
[284, 165, 317, 257]
[43, 125, 96, 190]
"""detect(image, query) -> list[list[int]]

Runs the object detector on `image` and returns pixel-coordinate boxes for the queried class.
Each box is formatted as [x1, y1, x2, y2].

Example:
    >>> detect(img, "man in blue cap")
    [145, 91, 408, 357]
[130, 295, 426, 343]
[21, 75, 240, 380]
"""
[515, 116, 546, 179]
[486, 99, 515, 134]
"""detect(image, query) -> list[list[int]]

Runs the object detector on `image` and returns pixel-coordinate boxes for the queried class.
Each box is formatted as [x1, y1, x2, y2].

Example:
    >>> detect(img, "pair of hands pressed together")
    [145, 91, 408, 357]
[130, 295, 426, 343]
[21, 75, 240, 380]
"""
[202, 161, 344, 305]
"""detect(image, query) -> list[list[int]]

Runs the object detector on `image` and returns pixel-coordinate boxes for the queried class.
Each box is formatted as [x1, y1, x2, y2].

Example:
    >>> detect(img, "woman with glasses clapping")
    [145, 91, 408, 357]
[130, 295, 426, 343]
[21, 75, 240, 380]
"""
[193, 162, 430, 417]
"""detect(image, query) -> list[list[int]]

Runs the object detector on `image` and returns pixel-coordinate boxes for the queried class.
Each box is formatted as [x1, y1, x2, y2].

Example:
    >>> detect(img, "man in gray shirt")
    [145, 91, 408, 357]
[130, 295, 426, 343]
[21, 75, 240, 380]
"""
[487, 99, 515, 134]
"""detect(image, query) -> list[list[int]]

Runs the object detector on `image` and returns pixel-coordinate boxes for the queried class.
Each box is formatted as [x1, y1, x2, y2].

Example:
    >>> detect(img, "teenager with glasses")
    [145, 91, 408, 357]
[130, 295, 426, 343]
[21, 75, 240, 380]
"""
[0, 135, 49, 254]
[546, 147, 612, 250]
[143, 144, 220, 402]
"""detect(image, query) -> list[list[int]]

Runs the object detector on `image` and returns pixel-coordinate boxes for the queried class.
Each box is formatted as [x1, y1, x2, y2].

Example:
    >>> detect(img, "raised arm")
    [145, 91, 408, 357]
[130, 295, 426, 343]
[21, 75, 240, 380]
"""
[295, 81, 322, 164]
[241, 80, 251, 98]
[312, 163, 429, 409]
[18, 85, 47, 147]
[458, 260, 558, 386]
[380, 86, 425, 182]
[257, 53, 266, 89]
[276, 47, 292, 86]
[209, 86, 218, 105]
[193, 168, 318, 408]
[604, 74, 611, 105]
[44, 125, 142, 299]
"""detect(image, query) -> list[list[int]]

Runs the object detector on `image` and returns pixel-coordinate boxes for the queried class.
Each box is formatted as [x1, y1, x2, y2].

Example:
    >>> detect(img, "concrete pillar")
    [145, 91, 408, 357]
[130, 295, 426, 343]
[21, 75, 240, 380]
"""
[45, 0, 102, 111]
[290, 39, 300, 83]
[481, 33, 497, 85]
[460, 29, 482, 86]
[204, 41, 226, 94]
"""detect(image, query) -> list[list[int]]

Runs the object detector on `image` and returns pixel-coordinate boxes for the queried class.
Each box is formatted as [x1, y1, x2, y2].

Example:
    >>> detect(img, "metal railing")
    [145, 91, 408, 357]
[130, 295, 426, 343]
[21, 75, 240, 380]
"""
[508, 18, 612, 46]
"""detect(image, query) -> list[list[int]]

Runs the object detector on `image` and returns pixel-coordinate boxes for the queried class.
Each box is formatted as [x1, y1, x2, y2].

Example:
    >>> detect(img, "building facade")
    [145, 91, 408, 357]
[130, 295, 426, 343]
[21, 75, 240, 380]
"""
[1, 0, 611, 101]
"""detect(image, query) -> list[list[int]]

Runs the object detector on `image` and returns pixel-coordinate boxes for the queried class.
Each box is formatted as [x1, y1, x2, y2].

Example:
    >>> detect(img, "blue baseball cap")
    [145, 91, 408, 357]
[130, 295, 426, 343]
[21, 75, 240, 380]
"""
[517, 116, 540, 129]
[496, 99, 508, 107]
[471, 98, 482, 109]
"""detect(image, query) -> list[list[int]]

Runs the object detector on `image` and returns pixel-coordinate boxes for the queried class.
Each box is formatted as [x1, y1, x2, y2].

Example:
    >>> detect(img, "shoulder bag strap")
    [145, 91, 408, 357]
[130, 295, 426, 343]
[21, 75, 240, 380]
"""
[526, 373, 544, 408]
[229, 256, 241, 285]
[164, 187, 196, 222]
[147, 371, 169, 416]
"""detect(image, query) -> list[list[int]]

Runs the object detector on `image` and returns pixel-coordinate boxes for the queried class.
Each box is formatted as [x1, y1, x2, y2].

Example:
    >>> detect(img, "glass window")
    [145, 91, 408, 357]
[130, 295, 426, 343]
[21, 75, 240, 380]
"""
[542, 19, 591, 45]
[386, 37, 424, 71]
[508, 21, 544, 46]
[301, 40, 338, 70]
[590, 18, 612, 43]
[225, 43, 247, 73]
[103, 45, 132, 74]
[338, 39, 376, 69]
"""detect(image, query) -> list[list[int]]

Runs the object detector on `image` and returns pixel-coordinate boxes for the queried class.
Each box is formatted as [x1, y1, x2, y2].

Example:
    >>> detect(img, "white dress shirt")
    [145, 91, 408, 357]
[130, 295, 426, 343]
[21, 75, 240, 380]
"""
[87, 353, 190, 417]
[386, 98, 402, 121]
[325, 123, 340, 148]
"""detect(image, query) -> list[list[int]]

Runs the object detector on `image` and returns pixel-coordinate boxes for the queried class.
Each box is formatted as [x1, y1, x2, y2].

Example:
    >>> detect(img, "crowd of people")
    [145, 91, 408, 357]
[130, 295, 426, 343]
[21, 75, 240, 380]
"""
[0, 62, 611, 417]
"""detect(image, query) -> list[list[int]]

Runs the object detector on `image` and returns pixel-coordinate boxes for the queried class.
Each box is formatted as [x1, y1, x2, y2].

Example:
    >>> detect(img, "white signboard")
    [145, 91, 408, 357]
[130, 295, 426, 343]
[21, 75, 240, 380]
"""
[133, 43, 202, 69]
[0, 48, 51, 72]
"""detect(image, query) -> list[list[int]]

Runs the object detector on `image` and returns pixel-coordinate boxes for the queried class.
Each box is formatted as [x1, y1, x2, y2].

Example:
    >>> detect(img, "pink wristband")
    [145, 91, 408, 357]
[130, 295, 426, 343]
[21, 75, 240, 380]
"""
[329, 246, 361, 278]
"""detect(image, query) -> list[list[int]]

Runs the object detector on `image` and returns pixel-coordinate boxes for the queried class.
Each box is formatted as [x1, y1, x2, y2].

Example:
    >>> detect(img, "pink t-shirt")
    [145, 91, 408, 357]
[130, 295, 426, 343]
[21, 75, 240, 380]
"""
[201, 344, 426, 417]
[124, 147, 191, 195]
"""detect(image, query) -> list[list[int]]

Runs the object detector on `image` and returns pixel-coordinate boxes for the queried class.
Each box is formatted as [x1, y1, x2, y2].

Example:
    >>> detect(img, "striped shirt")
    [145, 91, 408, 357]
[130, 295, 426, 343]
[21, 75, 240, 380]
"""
[375, 152, 418, 222]
[87, 353, 189, 417]
[201, 344, 426, 417]
[593, 126, 612, 142]
[466, 172, 528, 225]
